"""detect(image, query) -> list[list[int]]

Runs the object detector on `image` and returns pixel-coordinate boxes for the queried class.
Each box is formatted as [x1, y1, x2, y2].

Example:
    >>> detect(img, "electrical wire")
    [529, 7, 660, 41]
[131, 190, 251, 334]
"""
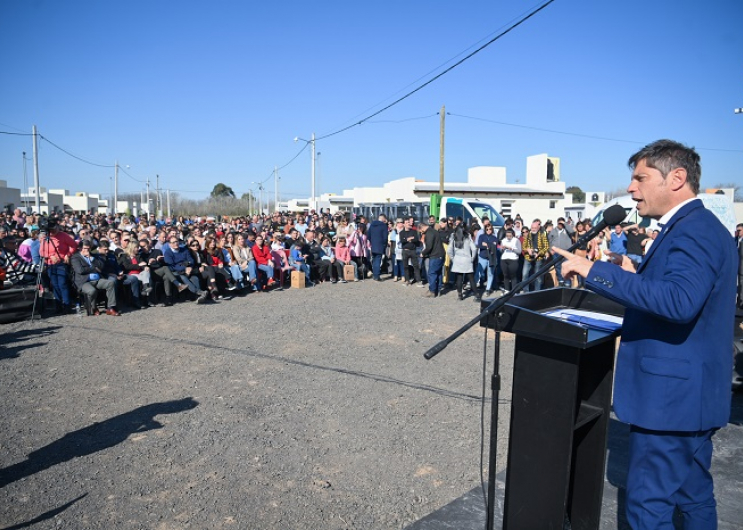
[320, 1, 557, 137]
[37, 134, 116, 168]
[448, 112, 743, 153]
[366, 112, 440, 124]
[117, 165, 145, 183]
[314, 0, 557, 142]
[0, 131, 33, 136]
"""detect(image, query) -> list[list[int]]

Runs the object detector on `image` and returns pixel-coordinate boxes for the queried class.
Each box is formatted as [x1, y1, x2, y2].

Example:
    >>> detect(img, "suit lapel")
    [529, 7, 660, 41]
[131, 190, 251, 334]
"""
[636, 199, 702, 273]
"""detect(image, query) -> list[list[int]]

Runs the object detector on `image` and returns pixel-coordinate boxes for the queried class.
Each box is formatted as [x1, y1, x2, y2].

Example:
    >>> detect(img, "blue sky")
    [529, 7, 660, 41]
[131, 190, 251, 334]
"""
[1, 0, 742, 203]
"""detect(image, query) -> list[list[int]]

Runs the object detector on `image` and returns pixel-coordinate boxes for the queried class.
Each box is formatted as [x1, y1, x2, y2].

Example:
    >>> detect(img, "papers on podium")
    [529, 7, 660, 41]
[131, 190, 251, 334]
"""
[543, 308, 623, 332]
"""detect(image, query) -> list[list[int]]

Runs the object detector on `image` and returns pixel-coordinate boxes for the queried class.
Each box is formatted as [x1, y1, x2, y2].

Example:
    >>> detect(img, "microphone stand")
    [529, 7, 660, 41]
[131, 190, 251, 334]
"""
[424, 222, 611, 530]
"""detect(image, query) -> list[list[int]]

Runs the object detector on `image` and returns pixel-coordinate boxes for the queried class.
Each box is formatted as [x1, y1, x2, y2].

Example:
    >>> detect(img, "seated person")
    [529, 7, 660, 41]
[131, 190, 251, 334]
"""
[232, 233, 258, 289]
[334, 236, 356, 283]
[71, 240, 120, 316]
[317, 236, 341, 283]
[163, 236, 208, 303]
[138, 238, 184, 306]
[251, 235, 275, 292]
[117, 240, 152, 309]
[290, 237, 314, 286]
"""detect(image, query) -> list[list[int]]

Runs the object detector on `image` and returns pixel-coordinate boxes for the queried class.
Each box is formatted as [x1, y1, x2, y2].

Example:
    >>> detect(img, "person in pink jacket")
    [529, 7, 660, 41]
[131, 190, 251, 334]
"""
[334, 237, 357, 283]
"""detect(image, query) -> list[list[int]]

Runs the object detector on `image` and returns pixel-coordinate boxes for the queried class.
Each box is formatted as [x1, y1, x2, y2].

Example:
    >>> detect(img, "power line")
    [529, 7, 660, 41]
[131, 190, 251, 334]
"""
[366, 113, 440, 124]
[118, 165, 145, 183]
[321, 2, 554, 135]
[0, 131, 33, 136]
[314, 0, 557, 142]
[37, 134, 116, 168]
[448, 112, 743, 153]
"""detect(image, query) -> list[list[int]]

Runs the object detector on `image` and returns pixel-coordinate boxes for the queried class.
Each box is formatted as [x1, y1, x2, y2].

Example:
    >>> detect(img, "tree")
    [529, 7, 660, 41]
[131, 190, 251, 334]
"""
[565, 186, 585, 204]
[211, 183, 235, 198]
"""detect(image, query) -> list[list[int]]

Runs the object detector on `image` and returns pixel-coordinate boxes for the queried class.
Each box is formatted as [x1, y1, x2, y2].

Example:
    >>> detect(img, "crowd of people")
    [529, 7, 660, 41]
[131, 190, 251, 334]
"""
[0, 206, 659, 316]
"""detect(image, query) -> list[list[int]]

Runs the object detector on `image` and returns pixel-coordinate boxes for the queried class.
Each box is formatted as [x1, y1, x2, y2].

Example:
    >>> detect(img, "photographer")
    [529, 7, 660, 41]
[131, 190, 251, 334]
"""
[39, 218, 78, 313]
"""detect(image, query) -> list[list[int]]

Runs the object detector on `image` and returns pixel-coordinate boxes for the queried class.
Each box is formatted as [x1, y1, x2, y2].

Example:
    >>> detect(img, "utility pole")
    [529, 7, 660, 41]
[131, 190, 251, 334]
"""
[311, 133, 316, 212]
[156, 174, 160, 217]
[167, 189, 171, 219]
[146, 176, 151, 216]
[439, 104, 445, 195]
[32, 125, 40, 213]
[114, 160, 119, 216]
[274, 166, 279, 213]
[22, 151, 28, 213]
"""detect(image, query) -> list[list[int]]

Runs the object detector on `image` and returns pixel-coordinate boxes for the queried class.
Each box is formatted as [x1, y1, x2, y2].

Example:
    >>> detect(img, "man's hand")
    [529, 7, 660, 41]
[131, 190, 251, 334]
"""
[551, 247, 594, 280]
[604, 251, 637, 273]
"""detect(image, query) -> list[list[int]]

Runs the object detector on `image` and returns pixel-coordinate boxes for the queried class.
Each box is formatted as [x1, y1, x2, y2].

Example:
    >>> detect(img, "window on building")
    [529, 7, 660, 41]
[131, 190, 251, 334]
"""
[549, 200, 557, 209]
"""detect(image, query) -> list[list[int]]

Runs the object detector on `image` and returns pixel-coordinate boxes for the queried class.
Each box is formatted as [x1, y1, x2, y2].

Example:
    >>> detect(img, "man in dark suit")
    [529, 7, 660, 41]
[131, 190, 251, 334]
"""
[554, 140, 735, 529]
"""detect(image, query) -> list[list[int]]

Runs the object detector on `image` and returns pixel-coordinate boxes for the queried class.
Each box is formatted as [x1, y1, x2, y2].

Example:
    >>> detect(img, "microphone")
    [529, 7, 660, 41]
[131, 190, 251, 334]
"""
[423, 203, 627, 360]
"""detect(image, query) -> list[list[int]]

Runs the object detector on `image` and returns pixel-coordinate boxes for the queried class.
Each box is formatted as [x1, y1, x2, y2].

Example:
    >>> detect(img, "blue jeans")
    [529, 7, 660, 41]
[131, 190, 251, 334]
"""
[122, 274, 141, 300]
[393, 257, 404, 278]
[372, 253, 384, 279]
[627, 253, 643, 265]
[521, 259, 543, 292]
[475, 256, 495, 291]
[176, 273, 201, 294]
[553, 261, 571, 287]
[427, 257, 444, 293]
[48, 263, 72, 306]
[255, 263, 274, 289]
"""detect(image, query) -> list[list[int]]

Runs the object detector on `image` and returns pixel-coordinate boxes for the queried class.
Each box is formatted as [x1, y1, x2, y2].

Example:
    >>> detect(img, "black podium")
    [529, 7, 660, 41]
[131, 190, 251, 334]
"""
[480, 288, 625, 530]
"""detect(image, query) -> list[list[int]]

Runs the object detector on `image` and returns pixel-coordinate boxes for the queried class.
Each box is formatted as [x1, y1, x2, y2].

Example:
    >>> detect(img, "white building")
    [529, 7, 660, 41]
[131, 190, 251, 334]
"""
[20, 187, 65, 215]
[294, 154, 570, 222]
[0, 180, 22, 213]
[47, 189, 100, 214]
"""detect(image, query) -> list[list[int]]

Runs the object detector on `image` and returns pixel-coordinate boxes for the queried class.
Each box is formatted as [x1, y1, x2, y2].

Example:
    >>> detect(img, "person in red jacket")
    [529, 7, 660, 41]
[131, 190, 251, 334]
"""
[251, 235, 275, 292]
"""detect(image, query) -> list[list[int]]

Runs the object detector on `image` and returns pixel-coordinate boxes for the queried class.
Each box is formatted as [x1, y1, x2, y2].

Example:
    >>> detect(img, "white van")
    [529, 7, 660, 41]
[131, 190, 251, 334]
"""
[592, 193, 737, 236]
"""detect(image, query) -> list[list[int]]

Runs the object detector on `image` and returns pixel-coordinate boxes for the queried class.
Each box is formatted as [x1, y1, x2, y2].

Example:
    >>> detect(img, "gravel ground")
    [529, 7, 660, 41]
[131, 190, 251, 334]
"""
[1, 279, 514, 530]
[3, 280, 741, 530]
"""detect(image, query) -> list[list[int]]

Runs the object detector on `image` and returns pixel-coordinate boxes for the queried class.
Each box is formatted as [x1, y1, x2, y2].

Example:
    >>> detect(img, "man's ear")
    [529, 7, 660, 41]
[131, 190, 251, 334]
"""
[667, 167, 688, 191]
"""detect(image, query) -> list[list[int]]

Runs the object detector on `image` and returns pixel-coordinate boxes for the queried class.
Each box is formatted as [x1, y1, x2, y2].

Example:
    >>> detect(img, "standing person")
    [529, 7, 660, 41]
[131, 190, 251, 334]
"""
[398, 217, 422, 286]
[499, 228, 521, 292]
[553, 140, 735, 529]
[367, 214, 388, 281]
[419, 221, 445, 298]
[39, 219, 78, 313]
[389, 219, 404, 282]
[521, 221, 549, 292]
[448, 226, 478, 301]
[624, 224, 649, 266]
[547, 219, 573, 287]
[609, 224, 628, 256]
[475, 224, 499, 296]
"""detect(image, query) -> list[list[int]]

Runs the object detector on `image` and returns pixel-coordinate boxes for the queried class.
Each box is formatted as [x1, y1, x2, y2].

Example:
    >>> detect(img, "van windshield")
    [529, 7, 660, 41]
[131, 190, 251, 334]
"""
[468, 202, 505, 227]
[591, 206, 650, 228]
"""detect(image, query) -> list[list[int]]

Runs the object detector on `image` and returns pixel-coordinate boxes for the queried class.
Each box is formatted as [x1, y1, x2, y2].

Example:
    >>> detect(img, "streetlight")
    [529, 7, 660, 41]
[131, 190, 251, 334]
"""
[735, 108, 743, 114]
[294, 133, 316, 213]
[251, 182, 264, 214]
